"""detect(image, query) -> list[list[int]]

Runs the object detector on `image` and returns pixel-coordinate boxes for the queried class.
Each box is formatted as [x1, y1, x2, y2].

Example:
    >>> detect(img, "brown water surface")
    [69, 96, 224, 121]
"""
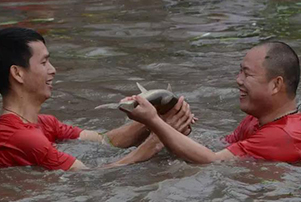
[1, 0, 301, 201]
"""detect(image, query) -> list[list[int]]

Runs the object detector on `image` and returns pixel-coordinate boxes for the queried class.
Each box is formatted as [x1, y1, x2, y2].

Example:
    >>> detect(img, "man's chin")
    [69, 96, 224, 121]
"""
[239, 104, 249, 114]
[45, 93, 52, 100]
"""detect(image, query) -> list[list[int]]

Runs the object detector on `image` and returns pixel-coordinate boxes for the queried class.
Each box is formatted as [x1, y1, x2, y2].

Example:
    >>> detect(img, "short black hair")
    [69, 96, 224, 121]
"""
[0, 27, 45, 96]
[261, 41, 300, 99]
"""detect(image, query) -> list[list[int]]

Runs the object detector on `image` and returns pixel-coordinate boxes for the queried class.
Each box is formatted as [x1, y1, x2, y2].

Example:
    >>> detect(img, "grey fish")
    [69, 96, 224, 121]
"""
[118, 82, 178, 114]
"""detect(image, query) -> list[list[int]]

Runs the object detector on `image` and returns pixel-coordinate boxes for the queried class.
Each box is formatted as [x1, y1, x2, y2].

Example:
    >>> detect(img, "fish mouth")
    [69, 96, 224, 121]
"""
[118, 101, 136, 112]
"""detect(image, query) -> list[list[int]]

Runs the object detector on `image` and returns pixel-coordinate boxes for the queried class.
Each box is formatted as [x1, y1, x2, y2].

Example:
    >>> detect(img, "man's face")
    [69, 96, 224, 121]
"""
[22, 41, 56, 102]
[236, 46, 274, 117]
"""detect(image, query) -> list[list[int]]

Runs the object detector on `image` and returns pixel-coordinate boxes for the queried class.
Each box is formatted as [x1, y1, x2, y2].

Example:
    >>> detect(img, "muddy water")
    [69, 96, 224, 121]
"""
[1, 0, 301, 201]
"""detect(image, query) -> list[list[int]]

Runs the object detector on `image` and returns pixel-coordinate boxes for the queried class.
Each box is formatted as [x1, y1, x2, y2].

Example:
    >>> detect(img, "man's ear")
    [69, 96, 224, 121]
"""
[10, 65, 25, 84]
[271, 76, 284, 95]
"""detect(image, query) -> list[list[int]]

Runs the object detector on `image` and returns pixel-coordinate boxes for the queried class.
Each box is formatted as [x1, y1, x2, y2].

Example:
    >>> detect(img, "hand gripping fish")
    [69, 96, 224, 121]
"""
[118, 83, 178, 114]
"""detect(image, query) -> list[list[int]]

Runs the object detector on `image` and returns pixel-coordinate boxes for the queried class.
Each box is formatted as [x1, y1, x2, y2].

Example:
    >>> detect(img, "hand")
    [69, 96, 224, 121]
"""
[121, 95, 159, 125]
[161, 96, 197, 136]
[101, 132, 164, 169]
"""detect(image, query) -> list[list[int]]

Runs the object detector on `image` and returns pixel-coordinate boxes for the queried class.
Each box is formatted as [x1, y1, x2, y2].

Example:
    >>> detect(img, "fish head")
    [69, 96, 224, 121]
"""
[118, 100, 139, 112]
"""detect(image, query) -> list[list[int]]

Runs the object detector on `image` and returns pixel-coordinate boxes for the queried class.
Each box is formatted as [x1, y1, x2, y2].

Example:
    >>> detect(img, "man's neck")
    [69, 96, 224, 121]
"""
[258, 99, 297, 126]
[2, 94, 41, 123]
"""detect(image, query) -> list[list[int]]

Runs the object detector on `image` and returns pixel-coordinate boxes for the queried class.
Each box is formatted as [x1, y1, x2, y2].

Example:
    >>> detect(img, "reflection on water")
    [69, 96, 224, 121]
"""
[1, 0, 301, 201]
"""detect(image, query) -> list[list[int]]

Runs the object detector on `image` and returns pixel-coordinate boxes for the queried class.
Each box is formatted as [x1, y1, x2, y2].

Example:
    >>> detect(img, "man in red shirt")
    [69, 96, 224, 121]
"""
[124, 41, 301, 163]
[0, 27, 194, 171]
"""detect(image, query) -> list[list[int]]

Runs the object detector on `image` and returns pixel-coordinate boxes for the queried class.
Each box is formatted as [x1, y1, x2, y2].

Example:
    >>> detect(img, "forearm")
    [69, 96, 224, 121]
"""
[147, 116, 217, 164]
[104, 121, 150, 148]
[107, 133, 164, 167]
[79, 130, 102, 143]
[79, 122, 150, 148]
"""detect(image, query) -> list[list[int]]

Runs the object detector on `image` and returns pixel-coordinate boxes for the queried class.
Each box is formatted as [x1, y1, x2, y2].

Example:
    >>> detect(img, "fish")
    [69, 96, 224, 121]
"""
[118, 82, 178, 114]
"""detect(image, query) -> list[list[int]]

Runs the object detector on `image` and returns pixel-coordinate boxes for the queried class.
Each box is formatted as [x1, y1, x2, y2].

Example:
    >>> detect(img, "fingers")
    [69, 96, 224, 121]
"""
[120, 96, 135, 103]
[163, 96, 184, 118]
[178, 113, 193, 133]
[192, 116, 198, 124]
[176, 101, 190, 119]
[134, 95, 153, 108]
[183, 125, 192, 136]
[174, 96, 184, 112]
[170, 101, 190, 126]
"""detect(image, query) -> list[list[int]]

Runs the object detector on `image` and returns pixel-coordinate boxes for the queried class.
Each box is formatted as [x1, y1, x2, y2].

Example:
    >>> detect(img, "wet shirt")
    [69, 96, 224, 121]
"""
[0, 114, 82, 170]
[225, 114, 301, 162]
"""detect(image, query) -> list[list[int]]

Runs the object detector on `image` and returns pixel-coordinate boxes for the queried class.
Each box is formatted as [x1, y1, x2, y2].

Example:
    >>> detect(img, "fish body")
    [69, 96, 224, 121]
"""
[118, 83, 178, 114]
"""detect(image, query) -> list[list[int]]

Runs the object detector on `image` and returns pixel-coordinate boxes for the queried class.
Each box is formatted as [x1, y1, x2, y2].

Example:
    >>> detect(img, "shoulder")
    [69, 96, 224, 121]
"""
[259, 114, 301, 139]
[281, 113, 301, 133]
[0, 114, 25, 127]
[252, 126, 289, 144]
[247, 123, 297, 151]
[0, 115, 42, 146]
[235, 115, 258, 131]
[38, 114, 82, 140]
[38, 114, 59, 124]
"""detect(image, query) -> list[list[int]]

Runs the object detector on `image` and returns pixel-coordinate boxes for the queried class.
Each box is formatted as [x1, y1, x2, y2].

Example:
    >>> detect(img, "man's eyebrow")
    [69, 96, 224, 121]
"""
[41, 54, 50, 61]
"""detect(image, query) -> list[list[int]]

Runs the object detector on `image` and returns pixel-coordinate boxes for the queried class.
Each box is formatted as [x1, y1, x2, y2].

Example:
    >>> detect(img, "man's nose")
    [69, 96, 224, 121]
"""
[236, 71, 244, 85]
[48, 62, 56, 75]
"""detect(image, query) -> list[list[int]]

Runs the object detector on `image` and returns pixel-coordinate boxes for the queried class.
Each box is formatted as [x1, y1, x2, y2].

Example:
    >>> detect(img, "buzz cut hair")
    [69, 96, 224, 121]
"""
[261, 41, 300, 99]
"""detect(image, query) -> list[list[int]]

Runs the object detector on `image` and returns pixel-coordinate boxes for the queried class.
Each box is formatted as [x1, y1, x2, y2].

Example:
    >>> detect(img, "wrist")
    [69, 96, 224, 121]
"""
[147, 115, 163, 130]
[150, 113, 161, 122]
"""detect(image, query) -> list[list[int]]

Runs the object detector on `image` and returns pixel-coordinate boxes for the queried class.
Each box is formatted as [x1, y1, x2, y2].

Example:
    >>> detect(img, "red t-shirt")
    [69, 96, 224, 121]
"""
[225, 114, 301, 162]
[0, 114, 82, 170]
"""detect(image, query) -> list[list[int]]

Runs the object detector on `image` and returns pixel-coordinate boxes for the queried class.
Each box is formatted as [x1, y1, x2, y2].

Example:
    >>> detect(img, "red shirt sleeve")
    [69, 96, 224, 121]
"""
[227, 126, 300, 162]
[38, 115, 82, 142]
[8, 129, 76, 171]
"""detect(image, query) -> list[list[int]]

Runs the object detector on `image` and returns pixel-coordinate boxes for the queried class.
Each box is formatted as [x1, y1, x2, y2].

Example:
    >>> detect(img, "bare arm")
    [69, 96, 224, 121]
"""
[125, 95, 234, 164]
[78, 96, 193, 147]
[148, 116, 233, 163]
[104, 132, 164, 168]
[68, 159, 89, 171]
[75, 129, 160, 170]
[79, 121, 150, 148]
[104, 96, 195, 168]
[69, 134, 162, 170]
[68, 96, 197, 171]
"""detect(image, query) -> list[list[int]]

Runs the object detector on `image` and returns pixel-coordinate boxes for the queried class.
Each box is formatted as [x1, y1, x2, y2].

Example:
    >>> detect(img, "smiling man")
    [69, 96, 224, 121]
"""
[0, 27, 194, 171]
[124, 42, 301, 163]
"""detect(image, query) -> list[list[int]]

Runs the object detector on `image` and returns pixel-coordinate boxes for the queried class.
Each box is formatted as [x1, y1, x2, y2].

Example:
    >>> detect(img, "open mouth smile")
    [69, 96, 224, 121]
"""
[46, 79, 53, 87]
[239, 88, 247, 98]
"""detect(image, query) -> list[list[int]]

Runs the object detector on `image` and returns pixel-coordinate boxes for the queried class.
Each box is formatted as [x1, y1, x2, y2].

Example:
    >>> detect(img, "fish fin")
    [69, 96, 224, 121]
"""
[95, 103, 119, 109]
[167, 83, 172, 92]
[136, 82, 148, 93]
